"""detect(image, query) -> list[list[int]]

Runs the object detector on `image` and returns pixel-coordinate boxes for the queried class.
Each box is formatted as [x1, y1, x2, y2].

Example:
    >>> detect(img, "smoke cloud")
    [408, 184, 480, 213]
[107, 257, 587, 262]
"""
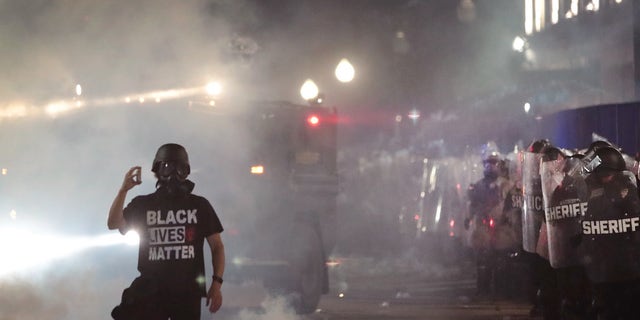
[0, 1, 532, 319]
[0, 1, 284, 319]
[236, 296, 300, 320]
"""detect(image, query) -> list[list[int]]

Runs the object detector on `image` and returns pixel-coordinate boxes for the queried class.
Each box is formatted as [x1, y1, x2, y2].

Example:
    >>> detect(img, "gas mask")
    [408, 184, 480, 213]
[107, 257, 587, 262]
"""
[482, 158, 500, 180]
[157, 161, 190, 181]
[155, 161, 194, 196]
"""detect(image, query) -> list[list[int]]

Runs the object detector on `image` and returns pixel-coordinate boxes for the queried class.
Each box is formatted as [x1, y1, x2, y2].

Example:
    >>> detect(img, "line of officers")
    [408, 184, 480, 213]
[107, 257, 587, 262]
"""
[464, 139, 640, 320]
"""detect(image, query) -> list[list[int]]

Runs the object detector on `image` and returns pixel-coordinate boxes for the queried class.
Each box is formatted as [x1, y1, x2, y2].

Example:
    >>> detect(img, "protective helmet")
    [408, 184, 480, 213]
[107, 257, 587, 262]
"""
[481, 141, 501, 162]
[482, 151, 501, 164]
[583, 140, 614, 162]
[587, 146, 626, 173]
[480, 142, 502, 179]
[541, 146, 565, 162]
[585, 140, 612, 155]
[527, 139, 550, 154]
[152, 143, 190, 180]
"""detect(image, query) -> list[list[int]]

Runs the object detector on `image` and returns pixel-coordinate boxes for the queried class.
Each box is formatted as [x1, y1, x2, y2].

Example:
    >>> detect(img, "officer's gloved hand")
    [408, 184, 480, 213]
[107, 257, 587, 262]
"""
[464, 218, 471, 230]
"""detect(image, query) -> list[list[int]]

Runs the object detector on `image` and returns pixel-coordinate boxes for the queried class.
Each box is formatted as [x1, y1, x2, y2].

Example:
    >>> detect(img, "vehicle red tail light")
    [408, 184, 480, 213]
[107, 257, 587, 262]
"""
[307, 114, 320, 126]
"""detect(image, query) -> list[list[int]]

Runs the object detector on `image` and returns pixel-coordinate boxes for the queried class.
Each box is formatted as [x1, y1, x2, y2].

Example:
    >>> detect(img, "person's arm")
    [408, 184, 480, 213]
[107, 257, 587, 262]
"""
[206, 233, 225, 313]
[108, 166, 141, 234]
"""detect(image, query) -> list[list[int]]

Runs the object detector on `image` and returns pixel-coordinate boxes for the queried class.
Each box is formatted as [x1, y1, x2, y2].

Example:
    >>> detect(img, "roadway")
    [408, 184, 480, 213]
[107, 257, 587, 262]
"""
[213, 256, 538, 320]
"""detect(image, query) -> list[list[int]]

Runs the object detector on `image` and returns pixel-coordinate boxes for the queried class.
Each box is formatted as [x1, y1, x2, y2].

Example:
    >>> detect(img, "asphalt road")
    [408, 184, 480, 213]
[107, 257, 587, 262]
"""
[209, 256, 538, 320]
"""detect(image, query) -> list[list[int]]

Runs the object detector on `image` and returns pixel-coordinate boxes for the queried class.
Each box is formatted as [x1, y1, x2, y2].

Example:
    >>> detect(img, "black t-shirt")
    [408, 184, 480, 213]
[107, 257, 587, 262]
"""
[123, 190, 223, 297]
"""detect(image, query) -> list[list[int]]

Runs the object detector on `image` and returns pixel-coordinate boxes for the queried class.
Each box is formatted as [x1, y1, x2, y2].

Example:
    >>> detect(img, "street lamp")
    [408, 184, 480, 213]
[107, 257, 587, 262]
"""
[335, 58, 355, 83]
[205, 81, 222, 96]
[300, 79, 319, 101]
[512, 36, 527, 53]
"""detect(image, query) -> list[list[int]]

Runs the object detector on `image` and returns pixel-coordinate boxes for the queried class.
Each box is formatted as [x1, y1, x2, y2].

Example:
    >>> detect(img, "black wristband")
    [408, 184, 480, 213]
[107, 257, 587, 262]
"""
[212, 275, 223, 284]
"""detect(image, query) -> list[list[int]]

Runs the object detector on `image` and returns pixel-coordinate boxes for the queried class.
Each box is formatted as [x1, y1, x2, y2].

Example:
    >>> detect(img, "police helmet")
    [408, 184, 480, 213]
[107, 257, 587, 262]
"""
[483, 151, 501, 163]
[481, 141, 501, 163]
[527, 139, 551, 154]
[541, 146, 565, 162]
[152, 143, 191, 180]
[592, 146, 626, 172]
[585, 140, 612, 155]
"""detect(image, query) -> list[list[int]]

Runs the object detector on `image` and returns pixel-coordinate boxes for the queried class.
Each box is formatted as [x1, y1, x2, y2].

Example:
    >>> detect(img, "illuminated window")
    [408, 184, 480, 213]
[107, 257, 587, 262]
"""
[524, 0, 609, 34]
[535, 0, 545, 32]
[571, 0, 579, 15]
[551, 0, 560, 24]
[525, 0, 534, 35]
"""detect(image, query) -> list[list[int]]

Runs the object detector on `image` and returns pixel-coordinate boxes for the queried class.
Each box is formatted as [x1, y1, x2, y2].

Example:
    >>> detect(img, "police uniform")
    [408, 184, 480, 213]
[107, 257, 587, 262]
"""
[581, 171, 640, 319]
[496, 184, 528, 297]
[467, 173, 509, 295]
[544, 172, 592, 319]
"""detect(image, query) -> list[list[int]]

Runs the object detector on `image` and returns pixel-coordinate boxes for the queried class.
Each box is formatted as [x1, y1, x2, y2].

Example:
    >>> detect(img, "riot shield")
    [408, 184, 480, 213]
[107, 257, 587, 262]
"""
[541, 158, 588, 268]
[522, 151, 544, 253]
[497, 151, 524, 251]
[501, 185, 523, 250]
[579, 169, 640, 283]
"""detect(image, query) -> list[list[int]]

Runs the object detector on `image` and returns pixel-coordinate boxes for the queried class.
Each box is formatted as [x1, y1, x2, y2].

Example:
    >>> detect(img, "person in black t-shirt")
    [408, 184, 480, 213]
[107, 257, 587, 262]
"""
[108, 143, 225, 320]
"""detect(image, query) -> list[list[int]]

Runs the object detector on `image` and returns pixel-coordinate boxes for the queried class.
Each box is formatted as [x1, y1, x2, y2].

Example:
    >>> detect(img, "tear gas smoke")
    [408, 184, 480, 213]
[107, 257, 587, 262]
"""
[0, 1, 307, 319]
[0, 1, 542, 319]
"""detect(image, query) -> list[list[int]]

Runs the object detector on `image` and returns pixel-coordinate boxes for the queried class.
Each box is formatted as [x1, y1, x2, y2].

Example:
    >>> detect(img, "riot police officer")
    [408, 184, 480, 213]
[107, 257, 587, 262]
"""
[541, 147, 592, 319]
[490, 154, 525, 298]
[500, 152, 527, 298]
[521, 139, 551, 316]
[465, 143, 511, 296]
[579, 146, 640, 319]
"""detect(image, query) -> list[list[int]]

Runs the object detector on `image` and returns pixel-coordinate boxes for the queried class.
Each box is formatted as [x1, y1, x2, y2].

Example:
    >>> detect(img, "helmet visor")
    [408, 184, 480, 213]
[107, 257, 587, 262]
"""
[583, 155, 602, 175]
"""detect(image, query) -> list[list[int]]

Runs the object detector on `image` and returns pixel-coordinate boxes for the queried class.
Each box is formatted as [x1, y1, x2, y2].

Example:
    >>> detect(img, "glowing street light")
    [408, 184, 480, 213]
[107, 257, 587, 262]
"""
[75, 84, 82, 96]
[408, 109, 420, 125]
[300, 79, 319, 101]
[335, 58, 355, 83]
[206, 81, 222, 96]
[512, 36, 527, 52]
